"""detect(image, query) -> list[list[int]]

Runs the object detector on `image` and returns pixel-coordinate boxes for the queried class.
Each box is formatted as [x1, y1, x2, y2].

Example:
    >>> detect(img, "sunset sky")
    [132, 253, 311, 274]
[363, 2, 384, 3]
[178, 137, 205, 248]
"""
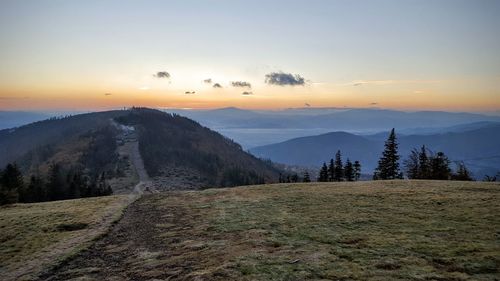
[1, 0, 499, 112]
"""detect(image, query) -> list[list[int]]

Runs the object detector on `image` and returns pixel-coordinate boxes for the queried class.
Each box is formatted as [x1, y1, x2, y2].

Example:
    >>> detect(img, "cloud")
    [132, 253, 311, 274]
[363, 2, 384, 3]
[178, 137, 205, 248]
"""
[265, 72, 305, 86]
[213, 83, 223, 88]
[104, 93, 112, 96]
[185, 91, 196, 94]
[231, 81, 252, 88]
[369, 102, 378, 105]
[203, 78, 212, 84]
[154, 71, 170, 79]
[304, 103, 311, 107]
[242, 91, 253, 95]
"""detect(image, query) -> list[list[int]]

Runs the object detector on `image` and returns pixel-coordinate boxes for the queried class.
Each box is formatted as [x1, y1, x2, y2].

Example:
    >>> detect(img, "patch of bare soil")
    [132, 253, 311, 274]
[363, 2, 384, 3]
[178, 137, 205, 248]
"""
[38, 194, 202, 281]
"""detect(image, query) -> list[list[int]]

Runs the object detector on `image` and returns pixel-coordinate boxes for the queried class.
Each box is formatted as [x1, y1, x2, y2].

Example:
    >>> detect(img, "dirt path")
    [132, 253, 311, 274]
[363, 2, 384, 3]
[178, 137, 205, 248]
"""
[38, 194, 191, 281]
[11, 122, 160, 281]
[112, 119, 157, 195]
[129, 141, 158, 194]
[3, 196, 132, 281]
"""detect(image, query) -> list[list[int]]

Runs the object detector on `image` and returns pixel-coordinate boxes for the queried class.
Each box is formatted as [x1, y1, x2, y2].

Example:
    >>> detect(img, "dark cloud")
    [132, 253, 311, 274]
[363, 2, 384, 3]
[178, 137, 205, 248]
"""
[265, 72, 305, 86]
[185, 91, 196, 94]
[203, 78, 212, 84]
[231, 81, 252, 88]
[213, 83, 223, 88]
[242, 91, 253, 95]
[154, 71, 170, 79]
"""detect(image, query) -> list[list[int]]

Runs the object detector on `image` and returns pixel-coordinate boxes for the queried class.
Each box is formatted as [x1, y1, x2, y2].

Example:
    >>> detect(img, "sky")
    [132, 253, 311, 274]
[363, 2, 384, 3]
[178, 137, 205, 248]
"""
[0, 0, 499, 112]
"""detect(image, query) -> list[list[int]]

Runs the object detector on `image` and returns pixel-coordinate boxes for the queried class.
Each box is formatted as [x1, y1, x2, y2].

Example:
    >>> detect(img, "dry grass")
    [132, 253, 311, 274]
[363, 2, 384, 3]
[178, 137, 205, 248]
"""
[149, 180, 500, 280]
[0, 195, 131, 280]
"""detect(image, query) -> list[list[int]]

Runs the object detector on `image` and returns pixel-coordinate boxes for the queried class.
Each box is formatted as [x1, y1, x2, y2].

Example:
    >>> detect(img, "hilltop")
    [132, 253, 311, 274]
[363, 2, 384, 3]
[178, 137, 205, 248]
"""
[3, 180, 493, 281]
[0, 108, 280, 193]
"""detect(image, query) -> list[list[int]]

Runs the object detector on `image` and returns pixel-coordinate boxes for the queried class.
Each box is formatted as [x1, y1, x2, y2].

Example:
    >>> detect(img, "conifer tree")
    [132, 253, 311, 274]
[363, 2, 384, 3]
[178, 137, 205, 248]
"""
[374, 128, 401, 180]
[327, 159, 335, 182]
[27, 175, 45, 202]
[429, 152, 451, 180]
[333, 150, 344, 181]
[47, 163, 65, 201]
[303, 171, 311, 182]
[318, 163, 329, 182]
[452, 162, 473, 181]
[344, 159, 354, 181]
[404, 149, 420, 179]
[353, 161, 361, 181]
[418, 145, 430, 179]
[0, 163, 23, 205]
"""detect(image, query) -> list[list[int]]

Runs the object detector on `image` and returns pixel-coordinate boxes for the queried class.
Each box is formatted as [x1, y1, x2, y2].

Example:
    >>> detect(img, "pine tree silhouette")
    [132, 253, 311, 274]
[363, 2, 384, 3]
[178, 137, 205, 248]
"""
[333, 150, 344, 181]
[344, 159, 354, 181]
[353, 161, 361, 181]
[318, 163, 329, 182]
[374, 128, 401, 180]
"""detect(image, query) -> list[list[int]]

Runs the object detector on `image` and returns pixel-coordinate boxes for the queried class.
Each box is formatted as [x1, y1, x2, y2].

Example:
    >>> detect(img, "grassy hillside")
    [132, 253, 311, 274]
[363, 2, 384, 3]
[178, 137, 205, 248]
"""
[0, 195, 131, 281]
[46, 180, 499, 281]
[0, 110, 127, 168]
[115, 108, 281, 188]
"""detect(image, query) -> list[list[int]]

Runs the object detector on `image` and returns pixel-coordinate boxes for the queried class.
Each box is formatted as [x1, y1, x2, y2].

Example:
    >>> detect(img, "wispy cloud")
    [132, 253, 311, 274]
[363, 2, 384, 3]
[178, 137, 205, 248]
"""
[265, 72, 306, 86]
[231, 81, 252, 88]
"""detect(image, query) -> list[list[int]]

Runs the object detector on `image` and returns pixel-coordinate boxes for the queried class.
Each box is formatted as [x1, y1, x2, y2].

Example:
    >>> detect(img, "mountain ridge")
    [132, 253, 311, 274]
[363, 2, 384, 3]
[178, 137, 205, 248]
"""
[250, 124, 500, 178]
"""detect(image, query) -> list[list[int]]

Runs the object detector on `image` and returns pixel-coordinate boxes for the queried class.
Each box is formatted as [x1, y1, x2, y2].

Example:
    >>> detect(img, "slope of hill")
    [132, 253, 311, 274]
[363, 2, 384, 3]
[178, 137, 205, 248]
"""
[250, 125, 500, 177]
[250, 132, 379, 167]
[0, 108, 280, 192]
[0, 110, 126, 168]
[0, 111, 54, 130]
[40, 181, 500, 280]
[115, 108, 280, 188]
[0, 195, 130, 281]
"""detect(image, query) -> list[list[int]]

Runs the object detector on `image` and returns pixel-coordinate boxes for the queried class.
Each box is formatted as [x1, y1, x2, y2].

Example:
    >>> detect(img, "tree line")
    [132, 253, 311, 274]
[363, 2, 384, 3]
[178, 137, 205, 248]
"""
[0, 163, 113, 205]
[317, 150, 362, 182]
[373, 128, 474, 181]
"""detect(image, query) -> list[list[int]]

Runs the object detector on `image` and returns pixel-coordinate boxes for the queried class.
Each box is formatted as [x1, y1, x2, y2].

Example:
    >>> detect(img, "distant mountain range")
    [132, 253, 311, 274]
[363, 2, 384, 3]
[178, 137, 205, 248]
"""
[0, 111, 52, 129]
[167, 107, 500, 148]
[3, 108, 500, 149]
[250, 123, 500, 179]
[2, 107, 499, 179]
